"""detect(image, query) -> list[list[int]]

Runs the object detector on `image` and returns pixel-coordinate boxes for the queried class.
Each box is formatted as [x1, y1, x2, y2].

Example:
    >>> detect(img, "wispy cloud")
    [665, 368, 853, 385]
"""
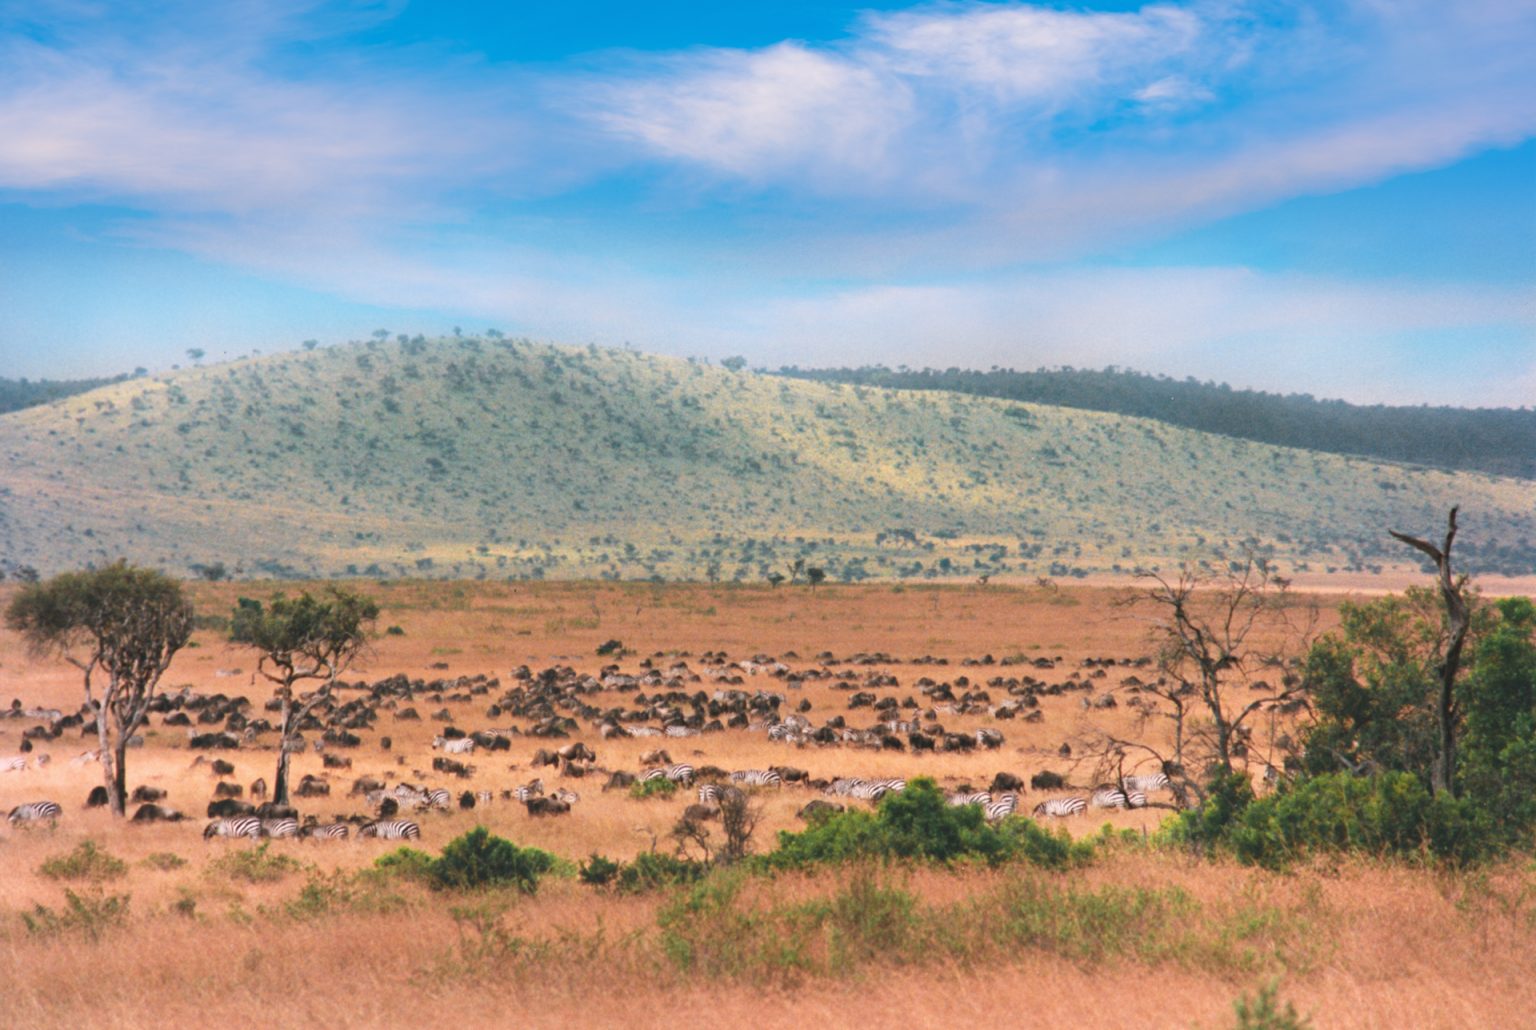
[0, 0, 1531, 401]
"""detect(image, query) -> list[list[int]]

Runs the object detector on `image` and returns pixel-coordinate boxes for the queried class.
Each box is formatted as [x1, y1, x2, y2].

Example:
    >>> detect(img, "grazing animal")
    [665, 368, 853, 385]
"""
[989, 771, 1024, 793]
[947, 790, 992, 808]
[639, 748, 672, 766]
[211, 759, 236, 775]
[797, 800, 844, 821]
[1123, 773, 1170, 793]
[729, 769, 783, 788]
[86, 785, 111, 808]
[204, 816, 261, 840]
[422, 788, 452, 810]
[1032, 796, 1088, 818]
[207, 798, 256, 818]
[1090, 788, 1129, 810]
[8, 800, 63, 824]
[640, 763, 695, 785]
[512, 778, 545, 802]
[984, 793, 1019, 821]
[433, 736, 476, 755]
[260, 818, 301, 839]
[250, 778, 268, 800]
[214, 781, 244, 799]
[1030, 770, 1067, 791]
[300, 822, 350, 841]
[131, 803, 185, 822]
[0, 755, 26, 773]
[524, 797, 570, 817]
[359, 820, 421, 841]
[131, 785, 167, 803]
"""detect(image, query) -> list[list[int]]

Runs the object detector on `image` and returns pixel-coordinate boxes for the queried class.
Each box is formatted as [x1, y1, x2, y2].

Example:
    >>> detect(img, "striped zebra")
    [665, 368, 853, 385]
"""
[511, 778, 544, 802]
[1123, 773, 1170, 793]
[698, 783, 745, 805]
[1091, 788, 1130, 810]
[947, 790, 992, 808]
[641, 763, 695, 785]
[729, 769, 783, 788]
[422, 788, 452, 810]
[300, 822, 350, 841]
[1032, 796, 1088, 818]
[473, 790, 494, 807]
[359, 819, 421, 841]
[432, 736, 476, 754]
[828, 777, 906, 801]
[984, 793, 1019, 821]
[551, 787, 580, 805]
[1125, 791, 1149, 809]
[663, 725, 699, 738]
[203, 816, 261, 840]
[260, 817, 301, 839]
[8, 800, 62, 824]
[0, 755, 27, 773]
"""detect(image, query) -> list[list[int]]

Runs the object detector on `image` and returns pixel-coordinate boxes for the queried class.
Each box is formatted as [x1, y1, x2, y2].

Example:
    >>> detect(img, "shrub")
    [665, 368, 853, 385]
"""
[210, 842, 304, 883]
[428, 826, 558, 893]
[39, 841, 127, 882]
[630, 777, 678, 800]
[579, 853, 621, 888]
[373, 846, 434, 880]
[22, 889, 131, 941]
[142, 852, 187, 872]
[765, 778, 1091, 869]
[1234, 981, 1312, 1029]
[616, 851, 708, 894]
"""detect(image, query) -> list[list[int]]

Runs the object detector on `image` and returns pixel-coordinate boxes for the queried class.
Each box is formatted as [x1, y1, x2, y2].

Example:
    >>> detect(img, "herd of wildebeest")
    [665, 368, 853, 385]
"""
[1, 647, 1214, 842]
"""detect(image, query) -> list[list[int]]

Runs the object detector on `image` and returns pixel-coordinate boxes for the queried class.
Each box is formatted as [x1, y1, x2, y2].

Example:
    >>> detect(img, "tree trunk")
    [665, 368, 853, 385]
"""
[1390, 507, 1469, 798]
[273, 692, 294, 806]
[96, 702, 120, 817]
[112, 740, 129, 816]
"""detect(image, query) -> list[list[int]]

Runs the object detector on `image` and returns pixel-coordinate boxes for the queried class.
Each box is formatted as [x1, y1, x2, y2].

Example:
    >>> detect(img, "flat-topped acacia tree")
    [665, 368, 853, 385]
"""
[229, 588, 378, 805]
[4, 562, 193, 816]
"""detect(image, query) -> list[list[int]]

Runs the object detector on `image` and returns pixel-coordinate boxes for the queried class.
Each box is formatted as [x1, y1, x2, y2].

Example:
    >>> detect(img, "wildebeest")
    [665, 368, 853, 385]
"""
[214, 781, 243, 799]
[131, 803, 185, 822]
[211, 759, 236, 775]
[990, 771, 1024, 793]
[131, 785, 167, 803]
[1030, 770, 1067, 791]
[86, 785, 110, 808]
[250, 777, 268, 800]
[525, 797, 570, 817]
[604, 770, 636, 791]
[295, 775, 330, 798]
[257, 801, 298, 820]
[797, 800, 844, 821]
[207, 798, 255, 818]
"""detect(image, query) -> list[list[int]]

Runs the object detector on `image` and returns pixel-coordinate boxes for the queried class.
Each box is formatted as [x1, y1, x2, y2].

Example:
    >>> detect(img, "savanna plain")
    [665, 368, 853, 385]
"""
[2, 580, 1532, 1028]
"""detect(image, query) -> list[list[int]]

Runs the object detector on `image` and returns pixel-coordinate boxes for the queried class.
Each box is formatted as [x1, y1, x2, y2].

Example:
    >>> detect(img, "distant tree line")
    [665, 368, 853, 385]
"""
[0, 374, 135, 415]
[775, 365, 1536, 479]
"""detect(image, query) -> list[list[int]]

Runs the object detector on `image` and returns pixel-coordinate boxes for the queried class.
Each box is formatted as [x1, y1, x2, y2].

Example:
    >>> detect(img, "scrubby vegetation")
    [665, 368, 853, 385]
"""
[780, 363, 1536, 479]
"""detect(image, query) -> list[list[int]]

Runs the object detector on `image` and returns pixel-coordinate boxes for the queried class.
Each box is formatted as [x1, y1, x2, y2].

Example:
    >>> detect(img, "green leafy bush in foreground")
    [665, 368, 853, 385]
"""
[375, 827, 560, 893]
[764, 778, 1094, 870]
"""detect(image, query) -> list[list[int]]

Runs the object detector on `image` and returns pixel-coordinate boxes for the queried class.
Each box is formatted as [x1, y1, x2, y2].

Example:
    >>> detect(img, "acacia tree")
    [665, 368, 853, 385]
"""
[1091, 556, 1316, 808]
[4, 562, 193, 816]
[1389, 507, 1471, 797]
[229, 588, 378, 805]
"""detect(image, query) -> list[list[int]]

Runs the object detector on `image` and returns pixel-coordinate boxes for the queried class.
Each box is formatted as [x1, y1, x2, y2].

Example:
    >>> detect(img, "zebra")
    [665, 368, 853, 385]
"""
[422, 788, 452, 810]
[300, 822, 350, 841]
[1125, 790, 1149, 809]
[1123, 773, 1170, 793]
[0, 755, 27, 773]
[551, 787, 579, 805]
[359, 819, 421, 841]
[473, 790, 494, 807]
[1091, 788, 1130, 810]
[698, 784, 745, 805]
[947, 790, 992, 808]
[828, 777, 905, 801]
[432, 736, 476, 755]
[984, 793, 1019, 821]
[8, 800, 62, 824]
[511, 779, 544, 802]
[260, 817, 301, 839]
[641, 763, 695, 785]
[203, 816, 261, 840]
[729, 769, 783, 788]
[1032, 796, 1088, 818]
[663, 725, 699, 738]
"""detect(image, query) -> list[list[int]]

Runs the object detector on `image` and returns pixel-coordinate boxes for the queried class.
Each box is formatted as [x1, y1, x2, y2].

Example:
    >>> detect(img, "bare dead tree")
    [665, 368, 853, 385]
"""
[1085, 555, 1317, 808]
[1389, 507, 1471, 797]
[719, 790, 764, 863]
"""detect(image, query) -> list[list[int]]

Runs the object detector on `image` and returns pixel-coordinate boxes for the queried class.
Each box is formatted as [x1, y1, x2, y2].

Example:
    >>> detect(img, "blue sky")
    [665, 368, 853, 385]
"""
[0, 0, 1532, 405]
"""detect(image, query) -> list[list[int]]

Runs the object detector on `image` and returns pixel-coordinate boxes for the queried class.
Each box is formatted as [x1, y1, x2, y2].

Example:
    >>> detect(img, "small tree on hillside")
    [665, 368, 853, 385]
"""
[4, 563, 193, 816]
[229, 588, 378, 805]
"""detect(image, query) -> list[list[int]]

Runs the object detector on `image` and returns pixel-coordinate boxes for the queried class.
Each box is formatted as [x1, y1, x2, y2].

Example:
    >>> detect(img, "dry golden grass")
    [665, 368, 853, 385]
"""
[2, 579, 1532, 1028]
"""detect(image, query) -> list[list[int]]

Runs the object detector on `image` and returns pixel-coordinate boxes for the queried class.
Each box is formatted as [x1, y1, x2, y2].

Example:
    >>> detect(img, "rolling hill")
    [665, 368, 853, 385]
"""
[0, 337, 1532, 582]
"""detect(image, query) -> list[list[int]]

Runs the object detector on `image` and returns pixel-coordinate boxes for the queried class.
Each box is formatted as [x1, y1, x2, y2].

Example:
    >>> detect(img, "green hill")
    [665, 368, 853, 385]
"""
[1, 337, 1532, 582]
[776, 365, 1536, 479]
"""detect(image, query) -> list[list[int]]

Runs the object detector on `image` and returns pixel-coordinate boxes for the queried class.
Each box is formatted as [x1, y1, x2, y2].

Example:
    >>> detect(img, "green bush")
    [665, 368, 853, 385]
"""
[1234, 981, 1312, 1029]
[39, 840, 127, 882]
[764, 778, 1092, 869]
[22, 888, 131, 941]
[210, 842, 304, 883]
[630, 777, 678, 800]
[617, 851, 709, 894]
[578, 852, 621, 888]
[428, 826, 558, 893]
[142, 852, 187, 872]
[373, 846, 435, 880]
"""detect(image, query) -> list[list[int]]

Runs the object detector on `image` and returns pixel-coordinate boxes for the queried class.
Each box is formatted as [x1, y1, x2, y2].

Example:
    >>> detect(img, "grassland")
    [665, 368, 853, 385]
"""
[1, 336, 1531, 582]
[2, 579, 1532, 1028]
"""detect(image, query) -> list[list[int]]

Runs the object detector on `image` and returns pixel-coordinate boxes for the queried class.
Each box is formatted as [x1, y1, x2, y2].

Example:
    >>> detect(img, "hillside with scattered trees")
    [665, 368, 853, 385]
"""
[775, 365, 1536, 479]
